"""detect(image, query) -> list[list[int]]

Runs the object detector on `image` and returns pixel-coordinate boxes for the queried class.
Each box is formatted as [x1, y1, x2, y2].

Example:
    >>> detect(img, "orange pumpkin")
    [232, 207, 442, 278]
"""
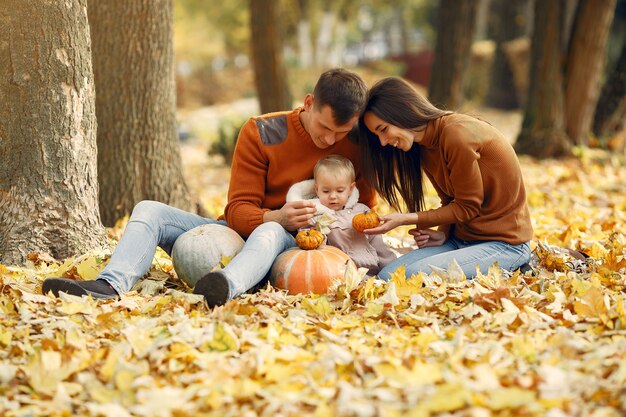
[352, 210, 380, 232]
[295, 229, 325, 250]
[270, 245, 355, 295]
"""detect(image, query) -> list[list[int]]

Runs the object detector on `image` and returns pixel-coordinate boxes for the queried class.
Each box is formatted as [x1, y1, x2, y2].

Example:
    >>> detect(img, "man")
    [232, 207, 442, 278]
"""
[42, 68, 376, 307]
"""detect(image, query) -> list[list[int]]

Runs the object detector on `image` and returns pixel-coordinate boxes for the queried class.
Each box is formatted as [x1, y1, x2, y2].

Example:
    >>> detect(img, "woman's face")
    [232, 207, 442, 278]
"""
[363, 111, 415, 152]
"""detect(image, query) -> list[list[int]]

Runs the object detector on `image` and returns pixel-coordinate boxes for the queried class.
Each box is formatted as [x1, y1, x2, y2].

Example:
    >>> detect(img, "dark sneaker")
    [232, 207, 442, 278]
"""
[42, 278, 119, 300]
[193, 271, 232, 308]
[518, 263, 534, 274]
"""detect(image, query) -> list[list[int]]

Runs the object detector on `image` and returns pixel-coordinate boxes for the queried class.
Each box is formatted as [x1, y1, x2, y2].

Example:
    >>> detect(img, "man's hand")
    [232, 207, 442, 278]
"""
[409, 228, 446, 248]
[264, 200, 317, 231]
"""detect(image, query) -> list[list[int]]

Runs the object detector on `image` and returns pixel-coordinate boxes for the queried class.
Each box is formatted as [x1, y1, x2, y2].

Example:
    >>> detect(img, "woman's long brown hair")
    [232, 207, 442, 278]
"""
[358, 77, 452, 213]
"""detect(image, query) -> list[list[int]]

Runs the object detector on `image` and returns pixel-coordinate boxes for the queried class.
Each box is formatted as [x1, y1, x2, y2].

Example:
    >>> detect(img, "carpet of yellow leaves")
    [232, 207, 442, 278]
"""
[1, 147, 625, 417]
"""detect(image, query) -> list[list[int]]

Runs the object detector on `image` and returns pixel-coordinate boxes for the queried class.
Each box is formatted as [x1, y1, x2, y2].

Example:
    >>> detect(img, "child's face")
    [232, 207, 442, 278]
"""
[314, 170, 355, 211]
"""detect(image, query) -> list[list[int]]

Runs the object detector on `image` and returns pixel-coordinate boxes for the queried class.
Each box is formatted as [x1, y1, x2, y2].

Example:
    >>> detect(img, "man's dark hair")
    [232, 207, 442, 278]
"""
[313, 68, 367, 125]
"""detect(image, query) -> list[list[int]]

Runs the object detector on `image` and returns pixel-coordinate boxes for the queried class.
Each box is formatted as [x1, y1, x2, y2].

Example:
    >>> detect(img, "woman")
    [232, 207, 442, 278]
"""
[358, 77, 533, 280]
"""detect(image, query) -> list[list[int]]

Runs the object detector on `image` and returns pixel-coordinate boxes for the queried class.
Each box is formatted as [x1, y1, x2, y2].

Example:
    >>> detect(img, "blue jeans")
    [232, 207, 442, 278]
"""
[99, 201, 296, 298]
[377, 236, 531, 281]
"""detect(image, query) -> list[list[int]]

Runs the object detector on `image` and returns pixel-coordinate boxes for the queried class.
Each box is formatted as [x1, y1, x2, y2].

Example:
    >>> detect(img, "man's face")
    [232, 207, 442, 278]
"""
[305, 96, 357, 149]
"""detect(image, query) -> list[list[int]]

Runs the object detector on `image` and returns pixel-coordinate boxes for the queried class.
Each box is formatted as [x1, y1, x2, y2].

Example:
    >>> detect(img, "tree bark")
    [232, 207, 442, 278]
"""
[88, 0, 193, 227]
[485, 0, 531, 109]
[297, 0, 314, 68]
[249, 0, 293, 114]
[593, 41, 626, 145]
[564, 0, 616, 145]
[328, 0, 351, 67]
[315, 0, 336, 67]
[428, 0, 479, 109]
[0, 0, 106, 264]
[515, 0, 572, 158]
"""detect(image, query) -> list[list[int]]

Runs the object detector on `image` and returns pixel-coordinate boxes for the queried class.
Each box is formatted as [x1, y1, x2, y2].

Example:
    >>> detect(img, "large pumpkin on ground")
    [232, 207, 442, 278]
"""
[172, 224, 245, 288]
[269, 245, 354, 295]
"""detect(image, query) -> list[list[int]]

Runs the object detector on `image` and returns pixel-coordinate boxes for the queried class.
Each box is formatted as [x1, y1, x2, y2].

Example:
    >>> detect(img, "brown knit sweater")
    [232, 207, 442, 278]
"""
[417, 113, 533, 245]
[222, 107, 376, 238]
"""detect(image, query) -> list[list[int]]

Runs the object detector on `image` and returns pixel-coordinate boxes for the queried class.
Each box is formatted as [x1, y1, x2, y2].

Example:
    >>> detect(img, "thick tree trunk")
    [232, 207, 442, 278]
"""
[0, 0, 106, 264]
[249, 0, 293, 114]
[88, 0, 193, 227]
[564, 0, 616, 145]
[428, 0, 479, 109]
[485, 0, 531, 109]
[515, 0, 572, 158]
[593, 41, 626, 146]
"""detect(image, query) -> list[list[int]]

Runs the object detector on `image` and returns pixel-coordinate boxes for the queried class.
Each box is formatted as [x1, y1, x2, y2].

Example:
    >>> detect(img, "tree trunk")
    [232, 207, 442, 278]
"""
[515, 0, 572, 158]
[593, 41, 626, 144]
[328, 0, 351, 67]
[315, 2, 336, 67]
[297, 0, 313, 68]
[485, 0, 531, 109]
[0, 0, 106, 264]
[428, 0, 479, 109]
[249, 0, 293, 114]
[88, 0, 193, 227]
[475, 0, 493, 41]
[564, 0, 616, 145]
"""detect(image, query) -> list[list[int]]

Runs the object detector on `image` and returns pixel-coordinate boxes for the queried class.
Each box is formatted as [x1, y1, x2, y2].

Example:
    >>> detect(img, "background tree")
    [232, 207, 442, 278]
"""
[428, 0, 479, 109]
[249, 0, 293, 114]
[0, 0, 106, 264]
[564, 0, 616, 145]
[485, 0, 530, 109]
[88, 0, 193, 226]
[515, 0, 572, 158]
[593, 42, 626, 149]
[296, 0, 314, 67]
[593, 1, 626, 150]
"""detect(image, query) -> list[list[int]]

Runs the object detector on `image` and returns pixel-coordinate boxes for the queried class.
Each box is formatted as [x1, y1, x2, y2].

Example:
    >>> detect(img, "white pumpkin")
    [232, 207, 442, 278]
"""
[171, 224, 245, 288]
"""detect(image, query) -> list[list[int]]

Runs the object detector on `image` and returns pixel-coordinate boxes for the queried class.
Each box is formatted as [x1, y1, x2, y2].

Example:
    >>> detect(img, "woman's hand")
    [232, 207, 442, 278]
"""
[362, 213, 411, 234]
[409, 228, 446, 248]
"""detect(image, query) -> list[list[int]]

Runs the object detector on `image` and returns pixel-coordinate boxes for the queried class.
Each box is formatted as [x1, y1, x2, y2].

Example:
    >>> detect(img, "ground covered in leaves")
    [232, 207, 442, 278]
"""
[1, 145, 625, 416]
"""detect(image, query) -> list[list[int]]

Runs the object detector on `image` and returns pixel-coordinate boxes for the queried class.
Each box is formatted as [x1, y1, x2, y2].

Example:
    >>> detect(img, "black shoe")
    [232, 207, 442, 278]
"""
[518, 263, 534, 274]
[192, 271, 232, 308]
[42, 278, 119, 300]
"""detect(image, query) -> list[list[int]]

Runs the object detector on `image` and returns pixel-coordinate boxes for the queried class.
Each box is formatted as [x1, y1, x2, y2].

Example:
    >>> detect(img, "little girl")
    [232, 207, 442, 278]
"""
[286, 154, 396, 275]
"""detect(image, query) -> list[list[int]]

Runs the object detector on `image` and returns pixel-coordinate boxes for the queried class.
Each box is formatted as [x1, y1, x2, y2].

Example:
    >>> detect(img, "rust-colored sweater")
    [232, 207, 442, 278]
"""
[222, 107, 376, 238]
[417, 113, 533, 245]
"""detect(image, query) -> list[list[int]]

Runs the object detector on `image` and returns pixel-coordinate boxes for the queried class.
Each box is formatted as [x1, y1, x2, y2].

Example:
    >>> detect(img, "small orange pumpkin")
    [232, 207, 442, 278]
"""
[270, 245, 354, 294]
[352, 210, 380, 232]
[295, 229, 325, 250]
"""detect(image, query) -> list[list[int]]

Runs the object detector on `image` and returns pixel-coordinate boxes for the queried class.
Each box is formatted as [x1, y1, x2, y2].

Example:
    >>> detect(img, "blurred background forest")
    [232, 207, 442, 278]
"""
[173, 0, 626, 149]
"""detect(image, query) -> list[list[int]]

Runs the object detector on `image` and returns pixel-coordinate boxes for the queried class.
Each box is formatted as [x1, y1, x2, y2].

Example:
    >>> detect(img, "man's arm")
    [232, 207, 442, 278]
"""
[224, 118, 315, 237]
[223, 118, 272, 238]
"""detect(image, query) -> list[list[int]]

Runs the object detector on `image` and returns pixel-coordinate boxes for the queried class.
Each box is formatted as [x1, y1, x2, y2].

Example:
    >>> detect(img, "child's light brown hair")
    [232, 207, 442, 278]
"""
[313, 154, 356, 183]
